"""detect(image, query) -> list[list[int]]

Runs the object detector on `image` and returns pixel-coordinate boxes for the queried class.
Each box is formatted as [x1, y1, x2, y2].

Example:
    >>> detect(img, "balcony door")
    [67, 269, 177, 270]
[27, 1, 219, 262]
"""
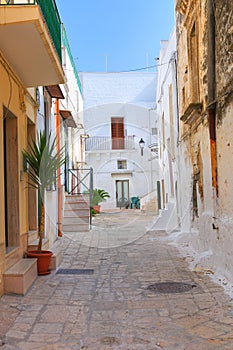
[111, 117, 124, 149]
[116, 180, 129, 207]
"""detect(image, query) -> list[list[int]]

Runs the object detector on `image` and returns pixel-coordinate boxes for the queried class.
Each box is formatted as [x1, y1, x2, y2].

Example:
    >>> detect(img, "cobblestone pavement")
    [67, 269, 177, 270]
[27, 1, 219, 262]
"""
[1, 209, 233, 349]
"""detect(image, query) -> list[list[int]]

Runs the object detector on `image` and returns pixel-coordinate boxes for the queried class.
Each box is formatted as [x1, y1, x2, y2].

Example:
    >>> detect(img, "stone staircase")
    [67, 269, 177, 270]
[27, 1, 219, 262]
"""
[3, 228, 64, 295]
[62, 194, 90, 232]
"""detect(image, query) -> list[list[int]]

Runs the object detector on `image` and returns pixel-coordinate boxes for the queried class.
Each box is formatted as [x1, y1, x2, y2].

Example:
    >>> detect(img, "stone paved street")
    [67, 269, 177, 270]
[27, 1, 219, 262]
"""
[1, 210, 233, 349]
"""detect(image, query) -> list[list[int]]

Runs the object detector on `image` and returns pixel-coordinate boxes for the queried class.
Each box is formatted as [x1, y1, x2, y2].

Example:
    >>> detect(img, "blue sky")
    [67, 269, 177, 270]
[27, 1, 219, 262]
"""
[56, 1, 175, 73]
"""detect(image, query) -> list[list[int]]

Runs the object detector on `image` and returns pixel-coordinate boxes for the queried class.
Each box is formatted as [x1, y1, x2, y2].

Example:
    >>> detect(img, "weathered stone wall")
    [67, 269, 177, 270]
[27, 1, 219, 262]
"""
[176, 0, 210, 227]
[176, 0, 233, 288]
[215, 0, 233, 104]
[214, 0, 233, 280]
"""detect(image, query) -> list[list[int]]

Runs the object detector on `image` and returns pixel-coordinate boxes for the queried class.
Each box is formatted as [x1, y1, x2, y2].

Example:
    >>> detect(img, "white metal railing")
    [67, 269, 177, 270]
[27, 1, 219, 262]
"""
[85, 136, 135, 151]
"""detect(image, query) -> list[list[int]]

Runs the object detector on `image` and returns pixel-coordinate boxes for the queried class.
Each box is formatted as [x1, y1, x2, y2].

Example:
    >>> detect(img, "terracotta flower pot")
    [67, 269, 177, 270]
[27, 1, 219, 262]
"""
[27, 250, 53, 275]
[93, 205, 101, 213]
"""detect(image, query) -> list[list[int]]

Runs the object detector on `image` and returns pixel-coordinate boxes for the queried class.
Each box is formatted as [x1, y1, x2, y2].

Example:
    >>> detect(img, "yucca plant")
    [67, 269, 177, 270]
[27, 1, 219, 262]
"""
[22, 131, 66, 253]
[92, 188, 110, 206]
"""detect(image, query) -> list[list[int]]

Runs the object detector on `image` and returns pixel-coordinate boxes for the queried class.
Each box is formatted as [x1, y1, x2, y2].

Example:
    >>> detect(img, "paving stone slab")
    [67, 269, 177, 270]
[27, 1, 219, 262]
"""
[1, 210, 233, 349]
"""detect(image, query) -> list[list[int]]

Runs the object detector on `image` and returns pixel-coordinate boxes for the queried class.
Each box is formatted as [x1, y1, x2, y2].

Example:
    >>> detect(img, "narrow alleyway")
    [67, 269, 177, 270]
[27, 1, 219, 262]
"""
[1, 210, 233, 349]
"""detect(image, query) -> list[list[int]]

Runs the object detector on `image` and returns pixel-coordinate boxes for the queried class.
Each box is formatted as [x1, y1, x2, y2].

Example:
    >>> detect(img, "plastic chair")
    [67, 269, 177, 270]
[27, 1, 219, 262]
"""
[118, 197, 129, 209]
[130, 196, 140, 209]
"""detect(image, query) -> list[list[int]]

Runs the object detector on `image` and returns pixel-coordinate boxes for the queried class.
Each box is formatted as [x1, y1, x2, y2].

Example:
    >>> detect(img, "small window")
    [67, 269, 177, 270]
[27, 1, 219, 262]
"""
[152, 127, 158, 135]
[117, 160, 127, 170]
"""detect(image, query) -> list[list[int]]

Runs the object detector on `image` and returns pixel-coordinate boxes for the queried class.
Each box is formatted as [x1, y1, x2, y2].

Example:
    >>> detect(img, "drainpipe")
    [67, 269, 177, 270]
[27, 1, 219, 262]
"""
[55, 99, 62, 237]
[207, 0, 218, 193]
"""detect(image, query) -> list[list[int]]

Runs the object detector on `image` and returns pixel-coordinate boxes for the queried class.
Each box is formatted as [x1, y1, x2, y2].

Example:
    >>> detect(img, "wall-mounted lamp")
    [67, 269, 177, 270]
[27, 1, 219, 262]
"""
[76, 161, 87, 169]
[80, 134, 90, 139]
[139, 138, 145, 156]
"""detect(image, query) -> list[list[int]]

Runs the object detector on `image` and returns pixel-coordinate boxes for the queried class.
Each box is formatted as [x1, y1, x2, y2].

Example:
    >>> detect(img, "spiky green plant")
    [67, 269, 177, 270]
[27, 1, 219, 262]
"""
[92, 188, 110, 206]
[22, 131, 66, 252]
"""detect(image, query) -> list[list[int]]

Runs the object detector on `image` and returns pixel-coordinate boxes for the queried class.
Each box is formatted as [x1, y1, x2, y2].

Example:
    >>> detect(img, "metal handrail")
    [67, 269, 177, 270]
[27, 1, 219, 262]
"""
[66, 168, 93, 225]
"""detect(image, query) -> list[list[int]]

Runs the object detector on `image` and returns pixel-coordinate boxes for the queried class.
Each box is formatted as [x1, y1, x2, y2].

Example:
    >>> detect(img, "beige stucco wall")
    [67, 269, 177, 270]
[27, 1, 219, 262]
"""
[0, 53, 37, 295]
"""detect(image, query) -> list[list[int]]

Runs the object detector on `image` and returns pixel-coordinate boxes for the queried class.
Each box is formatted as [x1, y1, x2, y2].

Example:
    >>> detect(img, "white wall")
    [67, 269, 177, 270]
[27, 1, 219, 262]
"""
[80, 72, 157, 110]
[156, 28, 179, 229]
[35, 28, 84, 245]
[80, 72, 159, 210]
[60, 27, 84, 192]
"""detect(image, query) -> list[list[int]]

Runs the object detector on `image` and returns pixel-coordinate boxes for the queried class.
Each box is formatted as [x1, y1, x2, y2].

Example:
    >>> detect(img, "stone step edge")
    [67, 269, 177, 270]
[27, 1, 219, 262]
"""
[27, 238, 49, 251]
[3, 258, 37, 295]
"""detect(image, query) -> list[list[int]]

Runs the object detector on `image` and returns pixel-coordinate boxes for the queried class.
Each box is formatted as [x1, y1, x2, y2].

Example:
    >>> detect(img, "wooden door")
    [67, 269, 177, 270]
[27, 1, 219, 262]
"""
[111, 117, 124, 149]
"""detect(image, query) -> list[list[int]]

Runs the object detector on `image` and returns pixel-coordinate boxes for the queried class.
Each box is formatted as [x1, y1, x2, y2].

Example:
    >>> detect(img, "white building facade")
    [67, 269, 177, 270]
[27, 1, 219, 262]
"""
[80, 72, 159, 211]
[34, 26, 84, 245]
[156, 29, 180, 231]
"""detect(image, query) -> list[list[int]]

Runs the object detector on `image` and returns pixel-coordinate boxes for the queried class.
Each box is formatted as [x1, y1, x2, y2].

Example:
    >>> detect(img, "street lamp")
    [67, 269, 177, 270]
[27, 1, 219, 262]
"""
[139, 138, 145, 156]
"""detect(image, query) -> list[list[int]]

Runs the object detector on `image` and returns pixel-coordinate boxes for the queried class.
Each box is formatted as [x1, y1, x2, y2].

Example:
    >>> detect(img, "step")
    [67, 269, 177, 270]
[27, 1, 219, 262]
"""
[28, 230, 38, 245]
[65, 195, 89, 204]
[4, 259, 37, 295]
[27, 238, 49, 251]
[65, 201, 90, 210]
[63, 216, 89, 225]
[64, 208, 90, 217]
[49, 245, 63, 271]
[62, 223, 90, 232]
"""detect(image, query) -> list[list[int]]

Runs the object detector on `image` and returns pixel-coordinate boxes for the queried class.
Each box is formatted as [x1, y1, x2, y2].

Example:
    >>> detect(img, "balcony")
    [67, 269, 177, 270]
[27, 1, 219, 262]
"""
[0, 0, 65, 87]
[85, 136, 136, 151]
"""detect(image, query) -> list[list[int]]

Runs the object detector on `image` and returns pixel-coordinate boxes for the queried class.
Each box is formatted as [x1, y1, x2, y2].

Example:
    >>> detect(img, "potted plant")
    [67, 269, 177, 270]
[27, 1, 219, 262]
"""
[91, 188, 110, 213]
[22, 131, 65, 275]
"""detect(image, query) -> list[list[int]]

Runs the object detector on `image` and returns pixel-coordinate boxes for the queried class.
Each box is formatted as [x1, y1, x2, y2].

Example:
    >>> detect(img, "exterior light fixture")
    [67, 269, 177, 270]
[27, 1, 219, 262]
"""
[139, 138, 145, 156]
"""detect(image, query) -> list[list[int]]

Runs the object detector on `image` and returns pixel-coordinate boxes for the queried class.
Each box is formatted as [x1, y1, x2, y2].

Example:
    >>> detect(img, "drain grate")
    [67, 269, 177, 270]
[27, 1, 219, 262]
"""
[146, 282, 196, 294]
[56, 268, 94, 275]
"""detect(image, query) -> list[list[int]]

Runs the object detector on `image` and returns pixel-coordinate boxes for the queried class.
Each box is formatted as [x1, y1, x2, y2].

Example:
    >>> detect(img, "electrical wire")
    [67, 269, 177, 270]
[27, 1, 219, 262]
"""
[77, 61, 169, 74]
[120, 62, 168, 73]
[157, 58, 173, 103]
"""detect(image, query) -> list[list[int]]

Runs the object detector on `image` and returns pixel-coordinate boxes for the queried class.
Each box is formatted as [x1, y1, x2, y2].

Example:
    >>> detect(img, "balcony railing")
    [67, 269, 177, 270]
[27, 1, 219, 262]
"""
[0, 0, 62, 63]
[85, 136, 136, 151]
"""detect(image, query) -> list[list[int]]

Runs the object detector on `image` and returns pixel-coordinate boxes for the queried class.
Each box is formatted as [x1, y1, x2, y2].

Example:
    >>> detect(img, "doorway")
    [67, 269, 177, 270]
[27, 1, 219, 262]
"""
[111, 117, 124, 150]
[3, 107, 19, 252]
[116, 180, 129, 207]
[27, 120, 37, 231]
[161, 179, 165, 209]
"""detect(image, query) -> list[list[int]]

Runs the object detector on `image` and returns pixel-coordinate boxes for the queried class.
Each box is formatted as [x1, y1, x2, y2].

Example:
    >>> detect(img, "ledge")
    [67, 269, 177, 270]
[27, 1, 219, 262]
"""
[181, 102, 203, 125]
[111, 171, 133, 177]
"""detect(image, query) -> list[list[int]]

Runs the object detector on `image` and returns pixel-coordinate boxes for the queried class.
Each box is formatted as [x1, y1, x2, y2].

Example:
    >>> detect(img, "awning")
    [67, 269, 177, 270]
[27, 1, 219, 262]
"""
[59, 110, 77, 128]
[46, 85, 64, 99]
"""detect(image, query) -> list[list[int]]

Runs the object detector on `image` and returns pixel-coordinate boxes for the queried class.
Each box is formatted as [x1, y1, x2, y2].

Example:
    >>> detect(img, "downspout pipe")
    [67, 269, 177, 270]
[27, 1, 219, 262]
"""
[207, 0, 218, 193]
[55, 99, 62, 237]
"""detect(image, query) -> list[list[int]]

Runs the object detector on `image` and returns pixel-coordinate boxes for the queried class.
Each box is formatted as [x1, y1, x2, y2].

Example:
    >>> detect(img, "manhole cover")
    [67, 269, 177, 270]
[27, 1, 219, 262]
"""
[146, 282, 196, 294]
[56, 268, 94, 275]
[100, 337, 120, 346]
